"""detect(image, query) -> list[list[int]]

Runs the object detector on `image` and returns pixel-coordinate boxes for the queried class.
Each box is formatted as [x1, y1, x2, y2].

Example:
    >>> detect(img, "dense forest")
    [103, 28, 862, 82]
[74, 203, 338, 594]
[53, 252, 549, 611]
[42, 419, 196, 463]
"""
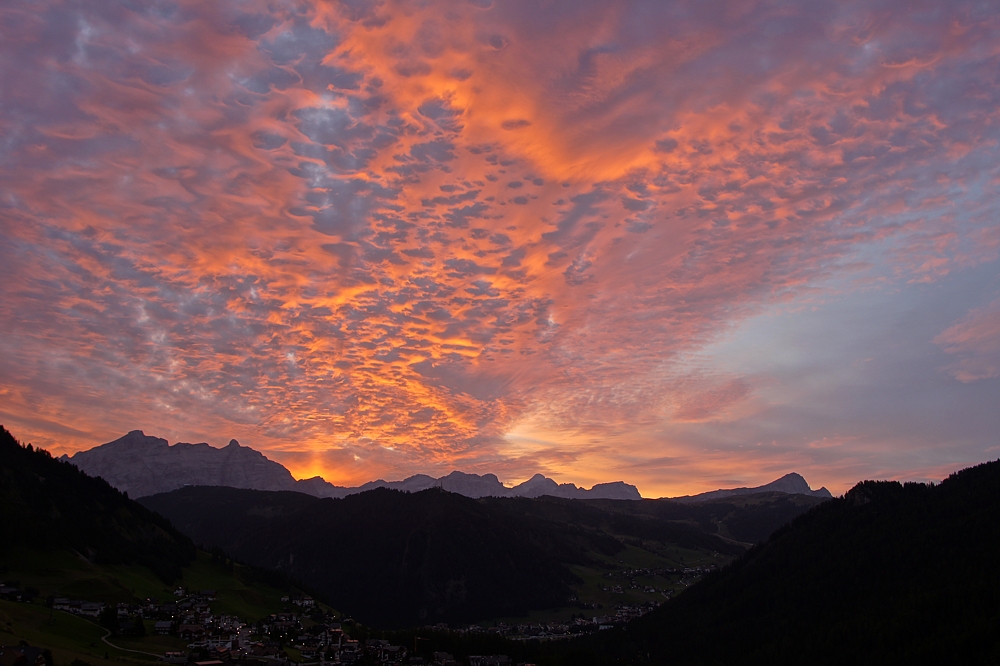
[541, 458, 1000, 664]
[139, 484, 826, 627]
[142, 485, 616, 627]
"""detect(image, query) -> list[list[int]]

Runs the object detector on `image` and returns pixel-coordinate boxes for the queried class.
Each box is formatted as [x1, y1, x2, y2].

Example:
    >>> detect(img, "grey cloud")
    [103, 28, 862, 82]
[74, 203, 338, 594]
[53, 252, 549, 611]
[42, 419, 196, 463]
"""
[444, 258, 496, 277]
[501, 119, 531, 130]
[621, 197, 650, 212]
[252, 132, 287, 150]
[230, 12, 277, 39]
[445, 202, 490, 228]
[417, 97, 464, 132]
[411, 139, 456, 162]
[501, 247, 525, 267]
[294, 107, 374, 147]
[260, 20, 338, 65]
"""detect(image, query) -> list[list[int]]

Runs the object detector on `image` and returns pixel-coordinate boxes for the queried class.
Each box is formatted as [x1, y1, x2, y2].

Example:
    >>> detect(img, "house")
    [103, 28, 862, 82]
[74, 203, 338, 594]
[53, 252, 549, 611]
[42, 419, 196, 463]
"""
[179, 624, 206, 642]
[382, 645, 404, 663]
[207, 647, 230, 662]
[154, 621, 175, 635]
[204, 633, 234, 649]
[0, 587, 23, 602]
[79, 603, 104, 618]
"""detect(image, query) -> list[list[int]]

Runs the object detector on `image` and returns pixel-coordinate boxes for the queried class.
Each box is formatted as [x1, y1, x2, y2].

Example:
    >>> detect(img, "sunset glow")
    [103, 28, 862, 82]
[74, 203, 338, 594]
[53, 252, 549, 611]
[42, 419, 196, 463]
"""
[2, 0, 998, 496]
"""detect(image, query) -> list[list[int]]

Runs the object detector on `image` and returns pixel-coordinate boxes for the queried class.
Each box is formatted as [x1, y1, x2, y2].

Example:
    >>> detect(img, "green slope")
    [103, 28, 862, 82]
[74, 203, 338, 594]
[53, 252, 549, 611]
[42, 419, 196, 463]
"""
[2, 548, 301, 623]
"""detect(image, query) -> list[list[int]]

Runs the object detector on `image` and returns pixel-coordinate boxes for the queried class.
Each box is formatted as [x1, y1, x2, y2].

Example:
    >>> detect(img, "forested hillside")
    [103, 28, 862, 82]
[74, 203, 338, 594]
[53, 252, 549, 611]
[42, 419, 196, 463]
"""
[140, 485, 826, 627]
[0, 426, 195, 583]
[547, 459, 1000, 664]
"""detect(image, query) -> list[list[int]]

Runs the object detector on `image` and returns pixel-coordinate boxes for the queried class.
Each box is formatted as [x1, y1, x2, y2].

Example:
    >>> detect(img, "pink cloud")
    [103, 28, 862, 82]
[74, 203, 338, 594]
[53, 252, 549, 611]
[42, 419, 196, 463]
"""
[1, 0, 998, 488]
[935, 298, 1000, 382]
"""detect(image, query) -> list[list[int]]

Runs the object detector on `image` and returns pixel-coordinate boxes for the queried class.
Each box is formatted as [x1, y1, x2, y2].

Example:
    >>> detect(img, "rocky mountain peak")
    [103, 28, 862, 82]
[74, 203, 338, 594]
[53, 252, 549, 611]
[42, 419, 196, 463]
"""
[672, 473, 833, 503]
[65, 431, 297, 498]
[64, 431, 644, 501]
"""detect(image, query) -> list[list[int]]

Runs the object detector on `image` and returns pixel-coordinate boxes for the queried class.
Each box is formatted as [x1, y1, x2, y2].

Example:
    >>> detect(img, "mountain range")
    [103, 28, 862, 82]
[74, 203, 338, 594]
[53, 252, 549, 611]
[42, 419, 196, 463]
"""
[672, 472, 832, 501]
[62, 430, 829, 502]
[5, 422, 998, 661]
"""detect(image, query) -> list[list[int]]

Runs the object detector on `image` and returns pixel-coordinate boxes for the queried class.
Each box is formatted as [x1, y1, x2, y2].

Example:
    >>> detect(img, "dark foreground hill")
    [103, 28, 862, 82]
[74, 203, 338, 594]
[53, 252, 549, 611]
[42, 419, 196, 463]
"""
[139, 486, 827, 627]
[0, 426, 195, 583]
[141, 486, 624, 627]
[548, 459, 1000, 665]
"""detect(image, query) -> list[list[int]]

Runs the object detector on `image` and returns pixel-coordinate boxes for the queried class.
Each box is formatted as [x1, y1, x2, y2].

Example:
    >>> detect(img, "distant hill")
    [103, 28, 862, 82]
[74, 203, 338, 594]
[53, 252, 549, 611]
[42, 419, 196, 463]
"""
[62, 431, 642, 500]
[141, 486, 608, 627]
[557, 459, 1000, 664]
[670, 472, 832, 502]
[0, 426, 195, 583]
[351, 471, 642, 500]
[139, 486, 827, 627]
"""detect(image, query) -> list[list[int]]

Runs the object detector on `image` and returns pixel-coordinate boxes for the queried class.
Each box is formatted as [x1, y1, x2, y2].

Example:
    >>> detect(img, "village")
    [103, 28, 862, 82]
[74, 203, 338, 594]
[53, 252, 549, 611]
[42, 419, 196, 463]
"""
[0, 582, 677, 666]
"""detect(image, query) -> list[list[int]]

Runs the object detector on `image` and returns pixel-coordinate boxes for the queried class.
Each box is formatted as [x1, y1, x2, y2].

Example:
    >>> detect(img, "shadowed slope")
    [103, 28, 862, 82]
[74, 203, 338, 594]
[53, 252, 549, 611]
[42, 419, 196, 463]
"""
[552, 459, 1000, 665]
[140, 485, 823, 627]
[0, 426, 195, 583]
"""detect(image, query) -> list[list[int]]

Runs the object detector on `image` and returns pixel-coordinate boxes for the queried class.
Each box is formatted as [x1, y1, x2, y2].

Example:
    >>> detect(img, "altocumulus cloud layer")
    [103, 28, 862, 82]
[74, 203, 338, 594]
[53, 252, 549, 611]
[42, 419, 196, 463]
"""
[1, 0, 999, 494]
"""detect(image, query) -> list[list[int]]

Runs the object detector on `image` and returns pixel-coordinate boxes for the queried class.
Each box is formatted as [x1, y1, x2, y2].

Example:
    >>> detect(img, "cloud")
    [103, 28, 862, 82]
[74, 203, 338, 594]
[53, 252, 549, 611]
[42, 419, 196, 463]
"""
[935, 298, 1000, 382]
[0, 0, 999, 494]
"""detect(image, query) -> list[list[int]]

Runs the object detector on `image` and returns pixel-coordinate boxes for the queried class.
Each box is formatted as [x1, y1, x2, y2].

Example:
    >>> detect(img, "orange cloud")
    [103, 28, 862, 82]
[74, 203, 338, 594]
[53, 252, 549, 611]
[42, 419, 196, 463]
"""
[1, 0, 999, 492]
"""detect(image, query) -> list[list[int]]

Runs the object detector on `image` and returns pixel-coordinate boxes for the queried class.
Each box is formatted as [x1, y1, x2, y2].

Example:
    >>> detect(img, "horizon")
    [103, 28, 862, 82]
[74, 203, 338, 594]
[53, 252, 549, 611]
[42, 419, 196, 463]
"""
[2, 1, 998, 499]
[58, 426, 872, 498]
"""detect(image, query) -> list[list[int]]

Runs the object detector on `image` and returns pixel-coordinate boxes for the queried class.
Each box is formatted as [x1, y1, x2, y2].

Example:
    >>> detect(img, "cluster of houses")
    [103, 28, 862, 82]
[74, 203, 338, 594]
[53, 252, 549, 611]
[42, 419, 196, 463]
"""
[0, 584, 36, 604]
[51, 598, 107, 618]
[600, 564, 717, 594]
[2, 578, 668, 666]
[448, 603, 661, 640]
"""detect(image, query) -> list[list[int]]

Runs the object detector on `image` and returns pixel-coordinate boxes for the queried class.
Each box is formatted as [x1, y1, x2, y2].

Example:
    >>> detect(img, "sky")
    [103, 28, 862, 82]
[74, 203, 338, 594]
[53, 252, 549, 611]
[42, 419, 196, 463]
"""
[1, 0, 999, 497]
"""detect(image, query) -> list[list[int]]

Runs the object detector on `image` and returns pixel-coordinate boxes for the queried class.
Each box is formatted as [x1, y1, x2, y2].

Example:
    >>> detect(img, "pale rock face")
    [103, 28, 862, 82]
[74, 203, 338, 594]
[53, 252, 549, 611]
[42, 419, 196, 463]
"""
[511, 474, 561, 498]
[64, 431, 825, 504]
[63, 431, 645, 500]
[63, 430, 298, 498]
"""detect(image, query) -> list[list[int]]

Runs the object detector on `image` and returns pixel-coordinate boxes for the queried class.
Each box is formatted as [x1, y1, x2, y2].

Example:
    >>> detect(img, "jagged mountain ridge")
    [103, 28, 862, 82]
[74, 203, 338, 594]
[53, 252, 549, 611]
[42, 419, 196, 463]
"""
[63, 431, 643, 500]
[670, 472, 832, 502]
[64, 430, 831, 503]
[61, 430, 301, 498]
